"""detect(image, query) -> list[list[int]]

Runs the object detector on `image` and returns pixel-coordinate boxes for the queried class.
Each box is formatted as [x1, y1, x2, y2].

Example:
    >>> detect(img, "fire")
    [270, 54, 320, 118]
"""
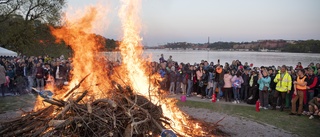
[32, 0, 206, 136]
[50, 7, 111, 100]
[118, 0, 205, 136]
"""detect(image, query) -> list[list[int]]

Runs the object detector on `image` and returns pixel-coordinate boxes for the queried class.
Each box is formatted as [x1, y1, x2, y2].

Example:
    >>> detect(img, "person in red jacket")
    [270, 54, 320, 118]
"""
[295, 62, 303, 70]
[303, 67, 318, 115]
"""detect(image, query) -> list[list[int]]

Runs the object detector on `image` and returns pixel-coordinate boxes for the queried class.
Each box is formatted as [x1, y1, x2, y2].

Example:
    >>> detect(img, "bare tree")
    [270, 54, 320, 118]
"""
[0, 0, 65, 25]
[0, 0, 23, 22]
[22, 0, 65, 25]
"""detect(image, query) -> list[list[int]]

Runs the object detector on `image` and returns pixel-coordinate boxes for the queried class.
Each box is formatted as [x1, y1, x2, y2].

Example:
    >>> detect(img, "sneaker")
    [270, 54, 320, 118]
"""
[217, 99, 220, 102]
[248, 95, 253, 100]
[237, 100, 240, 104]
[232, 101, 237, 104]
[276, 106, 281, 109]
[302, 111, 307, 115]
[309, 115, 314, 119]
[259, 106, 263, 109]
[263, 107, 268, 110]
[197, 95, 202, 97]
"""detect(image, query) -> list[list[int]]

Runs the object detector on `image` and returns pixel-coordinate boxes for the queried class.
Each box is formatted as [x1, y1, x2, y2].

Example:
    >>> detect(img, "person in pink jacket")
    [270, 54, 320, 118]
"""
[223, 70, 233, 102]
[232, 71, 244, 104]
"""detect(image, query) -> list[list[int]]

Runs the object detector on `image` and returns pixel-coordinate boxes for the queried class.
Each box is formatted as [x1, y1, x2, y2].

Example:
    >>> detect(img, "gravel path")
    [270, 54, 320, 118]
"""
[180, 106, 298, 137]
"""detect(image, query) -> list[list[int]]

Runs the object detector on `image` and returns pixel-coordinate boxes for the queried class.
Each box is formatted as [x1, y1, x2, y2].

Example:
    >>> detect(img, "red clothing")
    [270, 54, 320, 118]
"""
[295, 65, 303, 70]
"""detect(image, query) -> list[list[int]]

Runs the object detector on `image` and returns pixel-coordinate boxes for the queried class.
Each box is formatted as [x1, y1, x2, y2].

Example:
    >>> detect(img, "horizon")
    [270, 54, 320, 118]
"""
[66, 0, 320, 46]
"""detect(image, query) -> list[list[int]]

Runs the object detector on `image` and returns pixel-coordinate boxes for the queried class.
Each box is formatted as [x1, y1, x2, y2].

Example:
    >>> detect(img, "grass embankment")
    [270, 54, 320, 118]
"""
[0, 94, 36, 114]
[177, 101, 320, 137]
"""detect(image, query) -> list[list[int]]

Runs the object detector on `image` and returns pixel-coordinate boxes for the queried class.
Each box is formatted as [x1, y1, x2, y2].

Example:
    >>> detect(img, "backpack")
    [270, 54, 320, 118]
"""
[182, 73, 188, 84]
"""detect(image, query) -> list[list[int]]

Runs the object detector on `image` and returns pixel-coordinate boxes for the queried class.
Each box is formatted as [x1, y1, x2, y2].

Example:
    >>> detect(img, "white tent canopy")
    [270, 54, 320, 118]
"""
[0, 47, 18, 57]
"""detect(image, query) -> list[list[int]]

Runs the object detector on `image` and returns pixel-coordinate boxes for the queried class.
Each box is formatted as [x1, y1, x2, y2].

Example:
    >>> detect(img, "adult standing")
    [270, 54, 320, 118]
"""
[186, 65, 195, 97]
[0, 64, 6, 97]
[290, 69, 307, 116]
[258, 70, 271, 109]
[223, 70, 233, 102]
[273, 65, 292, 111]
[241, 69, 250, 101]
[303, 68, 318, 114]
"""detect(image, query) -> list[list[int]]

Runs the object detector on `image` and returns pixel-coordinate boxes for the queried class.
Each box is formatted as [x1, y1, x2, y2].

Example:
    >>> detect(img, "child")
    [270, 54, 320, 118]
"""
[308, 94, 320, 119]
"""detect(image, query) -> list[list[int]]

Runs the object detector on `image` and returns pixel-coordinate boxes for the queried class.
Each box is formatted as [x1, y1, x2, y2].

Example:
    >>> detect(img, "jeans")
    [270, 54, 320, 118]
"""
[187, 79, 193, 96]
[304, 90, 315, 111]
[181, 83, 187, 94]
[36, 78, 44, 91]
[233, 87, 240, 101]
[169, 82, 175, 94]
[27, 76, 34, 90]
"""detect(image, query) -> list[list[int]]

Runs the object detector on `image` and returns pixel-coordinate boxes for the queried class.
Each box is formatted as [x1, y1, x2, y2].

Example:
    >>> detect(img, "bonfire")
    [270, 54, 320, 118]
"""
[0, 0, 225, 136]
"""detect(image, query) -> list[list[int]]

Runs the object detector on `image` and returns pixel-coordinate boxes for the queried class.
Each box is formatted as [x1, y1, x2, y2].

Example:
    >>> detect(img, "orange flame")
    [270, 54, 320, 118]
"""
[33, 1, 206, 136]
[118, 0, 205, 136]
[51, 7, 111, 99]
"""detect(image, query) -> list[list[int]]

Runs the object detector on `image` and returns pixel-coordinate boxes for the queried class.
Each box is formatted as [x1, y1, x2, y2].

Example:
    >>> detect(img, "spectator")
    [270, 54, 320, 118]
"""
[186, 65, 194, 97]
[159, 54, 165, 63]
[295, 62, 303, 70]
[308, 94, 320, 119]
[167, 55, 173, 64]
[231, 71, 244, 104]
[223, 70, 233, 102]
[0, 64, 6, 97]
[303, 67, 318, 114]
[35, 63, 45, 91]
[169, 66, 176, 94]
[290, 69, 306, 116]
[248, 70, 259, 100]
[241, 69, 250, 101]
[258, 70, 271, 109]
[273, 65, 292, 111]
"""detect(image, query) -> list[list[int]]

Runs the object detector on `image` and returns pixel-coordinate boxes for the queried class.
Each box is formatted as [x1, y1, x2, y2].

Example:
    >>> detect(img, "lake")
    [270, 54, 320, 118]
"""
[103, 49, 320, 67]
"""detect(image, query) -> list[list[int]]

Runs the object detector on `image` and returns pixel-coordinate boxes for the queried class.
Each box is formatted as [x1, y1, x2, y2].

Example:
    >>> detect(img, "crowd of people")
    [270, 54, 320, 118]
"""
[1, 53, 320, 121]
[0, 55, 71, 97]
[157, 54, 320, 120]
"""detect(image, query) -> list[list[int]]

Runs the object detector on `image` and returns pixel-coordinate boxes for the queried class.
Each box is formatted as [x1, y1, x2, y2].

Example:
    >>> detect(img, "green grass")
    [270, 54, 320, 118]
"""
[177, 101, 320, 137]
[0, 94, 36, 113]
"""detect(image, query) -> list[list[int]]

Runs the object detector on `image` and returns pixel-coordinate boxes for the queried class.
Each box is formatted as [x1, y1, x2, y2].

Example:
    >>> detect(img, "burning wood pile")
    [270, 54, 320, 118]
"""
[0, 78, 225, 137]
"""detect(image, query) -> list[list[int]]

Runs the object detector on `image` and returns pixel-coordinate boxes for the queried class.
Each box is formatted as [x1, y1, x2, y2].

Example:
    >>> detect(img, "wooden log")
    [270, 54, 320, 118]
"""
[75, 90, 88, 103]
[4, 121, 42, 137]
[48, 120, 66, 127]
[64, 73, 91, 98]
[56, 102, 72, 119]
[43, 99, 64, 107]
[92, 98, 117, 108]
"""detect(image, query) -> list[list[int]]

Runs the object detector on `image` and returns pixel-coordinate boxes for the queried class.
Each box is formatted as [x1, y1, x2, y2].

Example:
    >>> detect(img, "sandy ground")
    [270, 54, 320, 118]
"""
[180, 106, 298, 137]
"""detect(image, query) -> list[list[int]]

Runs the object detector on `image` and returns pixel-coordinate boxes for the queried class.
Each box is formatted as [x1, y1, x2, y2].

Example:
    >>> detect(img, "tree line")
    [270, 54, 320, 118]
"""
[161, 40, 320, 53]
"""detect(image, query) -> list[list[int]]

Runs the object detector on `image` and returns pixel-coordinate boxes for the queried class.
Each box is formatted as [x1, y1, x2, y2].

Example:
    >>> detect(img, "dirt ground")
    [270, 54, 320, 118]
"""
[180, 106, 299, 137]
[0, 97, 298, 137]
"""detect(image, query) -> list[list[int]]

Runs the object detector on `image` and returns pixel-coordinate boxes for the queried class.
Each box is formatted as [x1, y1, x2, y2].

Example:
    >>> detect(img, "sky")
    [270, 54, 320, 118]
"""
[66, 0, 320, 46]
